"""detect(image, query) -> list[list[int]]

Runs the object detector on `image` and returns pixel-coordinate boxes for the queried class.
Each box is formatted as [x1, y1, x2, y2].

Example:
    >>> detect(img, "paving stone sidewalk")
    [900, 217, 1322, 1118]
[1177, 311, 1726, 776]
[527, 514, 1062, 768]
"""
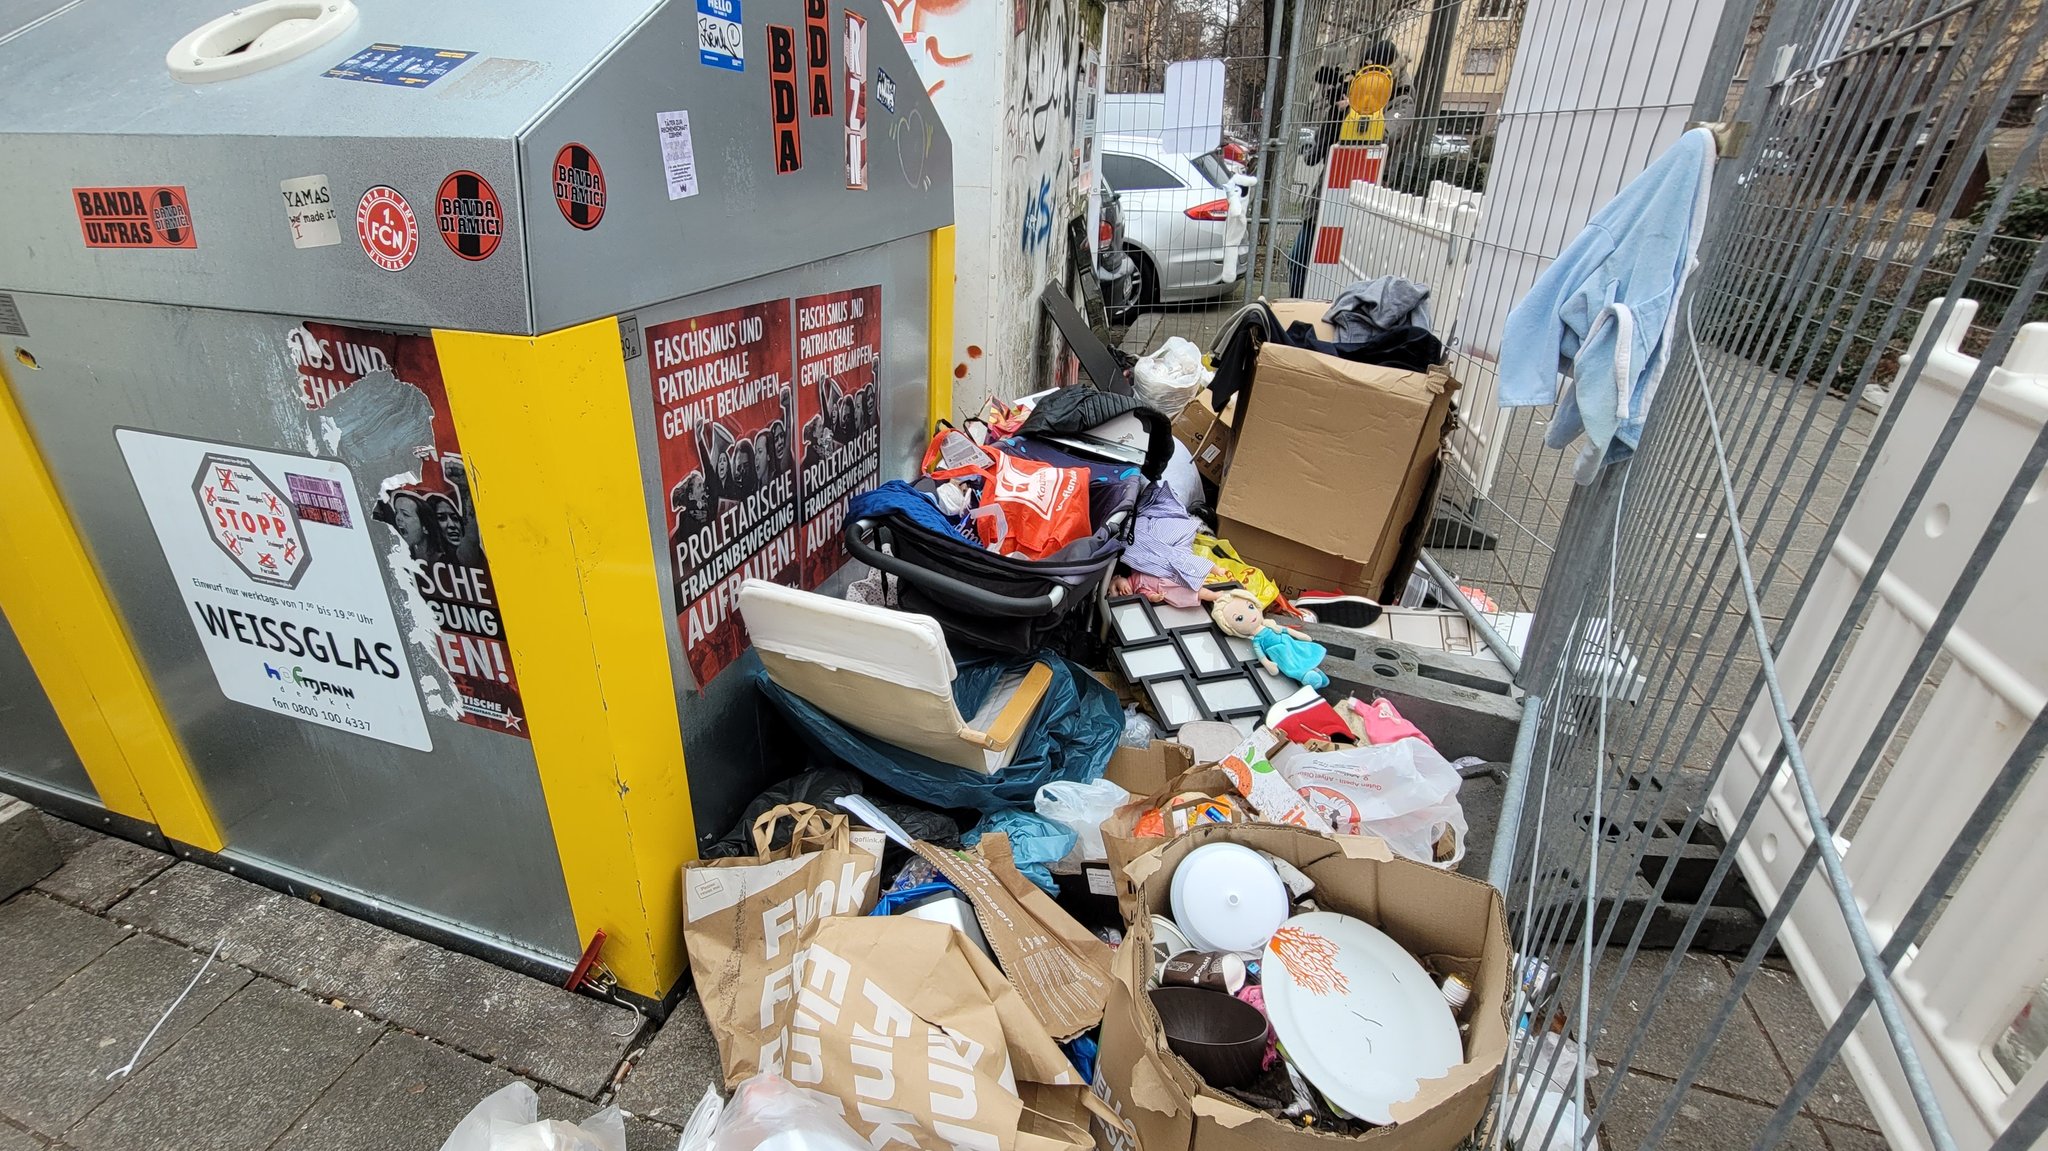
[0, 815, 1890, 1150]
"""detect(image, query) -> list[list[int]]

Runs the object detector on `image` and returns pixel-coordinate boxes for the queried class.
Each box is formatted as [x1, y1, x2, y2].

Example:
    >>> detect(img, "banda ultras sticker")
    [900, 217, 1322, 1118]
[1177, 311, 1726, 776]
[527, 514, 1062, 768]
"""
[552, 143, 607, 230]
[435, 171, 503, 260]
[355, 185, 419, 271]
[74, 186, 197, 249]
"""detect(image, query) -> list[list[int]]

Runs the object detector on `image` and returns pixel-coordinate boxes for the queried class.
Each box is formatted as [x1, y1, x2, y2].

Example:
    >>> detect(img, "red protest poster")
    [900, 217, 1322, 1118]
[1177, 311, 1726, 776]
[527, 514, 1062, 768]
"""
[794, 286, 882, 587]
[646, 299, 800, 684]
[287, 322, 531, 737]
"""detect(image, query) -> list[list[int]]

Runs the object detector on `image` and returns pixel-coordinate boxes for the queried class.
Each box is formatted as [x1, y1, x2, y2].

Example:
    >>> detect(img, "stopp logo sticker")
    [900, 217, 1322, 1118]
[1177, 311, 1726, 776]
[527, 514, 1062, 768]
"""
[435, 171, 502, 261]
[74, 186, 197, 249]
[356, 186, 419, 271]
[552, 144, 607, 230]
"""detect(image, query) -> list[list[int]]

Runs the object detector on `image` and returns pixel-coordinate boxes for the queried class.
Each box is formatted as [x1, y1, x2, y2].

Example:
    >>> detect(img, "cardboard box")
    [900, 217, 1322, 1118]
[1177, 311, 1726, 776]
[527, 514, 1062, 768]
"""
[1100, 766, 1239, 921]
[1171, 395, 1236, 485]
[1103, 739, 1195, 796]
[1093, 824, 1511, 1151]
[1216, 300, 1457, 602]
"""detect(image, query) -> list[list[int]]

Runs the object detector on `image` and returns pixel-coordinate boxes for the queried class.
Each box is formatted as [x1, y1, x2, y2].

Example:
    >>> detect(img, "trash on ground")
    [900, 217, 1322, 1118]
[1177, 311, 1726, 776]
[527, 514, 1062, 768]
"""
[437, 1082, 625, 1151]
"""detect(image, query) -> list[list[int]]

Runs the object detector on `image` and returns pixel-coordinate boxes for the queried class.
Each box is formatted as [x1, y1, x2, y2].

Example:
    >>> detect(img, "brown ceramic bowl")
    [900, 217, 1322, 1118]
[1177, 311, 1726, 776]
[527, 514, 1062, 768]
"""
[1149, 985, 1269, 1088]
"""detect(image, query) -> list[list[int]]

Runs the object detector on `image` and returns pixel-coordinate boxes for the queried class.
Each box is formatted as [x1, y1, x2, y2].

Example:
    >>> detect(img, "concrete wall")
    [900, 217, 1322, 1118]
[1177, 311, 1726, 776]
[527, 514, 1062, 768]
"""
[887, 0, 1100, 417]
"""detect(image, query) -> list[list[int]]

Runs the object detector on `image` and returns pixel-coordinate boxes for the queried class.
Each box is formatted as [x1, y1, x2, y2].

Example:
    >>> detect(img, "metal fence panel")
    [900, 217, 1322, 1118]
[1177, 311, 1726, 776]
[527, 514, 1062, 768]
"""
[1478, 0, 2048, 1147]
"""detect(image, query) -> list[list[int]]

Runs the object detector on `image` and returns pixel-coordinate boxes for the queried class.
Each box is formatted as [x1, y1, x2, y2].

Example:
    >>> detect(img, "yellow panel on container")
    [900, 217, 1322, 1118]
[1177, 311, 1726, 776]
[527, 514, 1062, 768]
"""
[0, 361, 223, 850]
[433, 319, 696, 999]
[929, 225, 956, 432]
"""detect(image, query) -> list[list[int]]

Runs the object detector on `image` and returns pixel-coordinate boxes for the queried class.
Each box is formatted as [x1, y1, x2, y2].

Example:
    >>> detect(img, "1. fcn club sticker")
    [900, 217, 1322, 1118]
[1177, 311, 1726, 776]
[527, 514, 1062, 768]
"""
[356, 185, 419, 271]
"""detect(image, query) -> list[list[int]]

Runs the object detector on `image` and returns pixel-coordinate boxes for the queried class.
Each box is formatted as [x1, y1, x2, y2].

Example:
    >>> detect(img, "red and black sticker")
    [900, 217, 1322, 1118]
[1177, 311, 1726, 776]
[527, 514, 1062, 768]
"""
[356, 185, 420, 272]
[73, 186, 197, 249]
[552, 144, 607, 230]
[435, 171, 503, 261]
[804, 0, 832, 117]
[768, 26, 803, 174]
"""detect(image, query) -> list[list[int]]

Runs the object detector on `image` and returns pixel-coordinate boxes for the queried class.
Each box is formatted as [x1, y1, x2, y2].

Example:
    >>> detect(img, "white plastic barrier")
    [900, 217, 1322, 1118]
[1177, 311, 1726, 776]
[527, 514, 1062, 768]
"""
[1712, 302, 2048, 1151]
[1298, 179, 1481, 330]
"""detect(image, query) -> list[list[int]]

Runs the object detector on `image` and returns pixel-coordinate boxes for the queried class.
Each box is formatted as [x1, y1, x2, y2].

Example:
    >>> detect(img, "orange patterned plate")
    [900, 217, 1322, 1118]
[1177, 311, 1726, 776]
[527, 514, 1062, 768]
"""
[1261, 911, 1463, 1123]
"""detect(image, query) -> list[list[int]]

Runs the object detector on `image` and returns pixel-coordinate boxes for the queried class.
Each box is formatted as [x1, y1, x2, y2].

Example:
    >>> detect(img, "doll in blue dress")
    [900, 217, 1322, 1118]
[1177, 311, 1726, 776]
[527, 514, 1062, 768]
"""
[1210, 588, 1329, 690]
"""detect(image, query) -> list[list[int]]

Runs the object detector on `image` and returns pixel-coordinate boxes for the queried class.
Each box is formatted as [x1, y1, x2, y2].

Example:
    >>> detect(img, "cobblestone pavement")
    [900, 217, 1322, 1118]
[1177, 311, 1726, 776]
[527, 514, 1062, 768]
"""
[0, 814, 1892, 1149]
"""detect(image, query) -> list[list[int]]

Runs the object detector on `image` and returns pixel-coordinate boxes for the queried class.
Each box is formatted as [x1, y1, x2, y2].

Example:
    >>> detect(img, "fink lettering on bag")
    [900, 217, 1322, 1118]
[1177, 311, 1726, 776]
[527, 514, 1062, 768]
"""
[759, 941, 991, 1144]
[74, 186, 196, 249]
[759, 857, 876, 959]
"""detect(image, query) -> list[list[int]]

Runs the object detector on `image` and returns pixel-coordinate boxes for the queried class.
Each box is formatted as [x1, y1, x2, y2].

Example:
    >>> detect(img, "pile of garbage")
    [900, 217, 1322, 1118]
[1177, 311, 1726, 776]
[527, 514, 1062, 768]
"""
[434, 287, 1603, 1151]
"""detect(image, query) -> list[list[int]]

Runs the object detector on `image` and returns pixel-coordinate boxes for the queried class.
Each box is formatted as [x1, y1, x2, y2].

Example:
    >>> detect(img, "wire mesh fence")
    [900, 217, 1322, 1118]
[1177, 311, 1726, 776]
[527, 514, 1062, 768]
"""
[1459, 0, 2048, 1148]
[1094, 0, 1274, 342]
[1130, 0, 2048, 1145]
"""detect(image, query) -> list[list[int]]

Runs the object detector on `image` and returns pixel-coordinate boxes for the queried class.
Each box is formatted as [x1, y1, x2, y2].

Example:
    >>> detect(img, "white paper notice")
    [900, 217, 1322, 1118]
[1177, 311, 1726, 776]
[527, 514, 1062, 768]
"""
[116, 430, 431, 751]
[657, 110, 700, 200]
[279, 174, 341, 249]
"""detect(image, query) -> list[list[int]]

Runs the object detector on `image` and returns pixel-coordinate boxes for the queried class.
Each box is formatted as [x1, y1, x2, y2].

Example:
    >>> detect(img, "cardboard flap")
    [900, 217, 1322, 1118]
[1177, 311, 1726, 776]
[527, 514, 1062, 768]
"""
[1122, 842, 1168, 890]
[1386, 1055, 1494, 1124]
[1129, 1048, 1190, 1116]
[1337, 834, 1397, 862]
[1190, 1095, 1260, 1128]
[914, 838, 1114, 1040]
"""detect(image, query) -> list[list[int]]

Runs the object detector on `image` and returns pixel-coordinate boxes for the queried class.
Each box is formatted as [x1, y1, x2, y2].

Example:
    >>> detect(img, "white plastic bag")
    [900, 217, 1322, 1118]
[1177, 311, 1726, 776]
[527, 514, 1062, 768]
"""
[1036, 777, 1131, 863]
[1272, 737, 1469, 865]
[694, 1075, 867, 1151]
[438, 1083, 626, 1151]
[1132, 336, 1213, 416]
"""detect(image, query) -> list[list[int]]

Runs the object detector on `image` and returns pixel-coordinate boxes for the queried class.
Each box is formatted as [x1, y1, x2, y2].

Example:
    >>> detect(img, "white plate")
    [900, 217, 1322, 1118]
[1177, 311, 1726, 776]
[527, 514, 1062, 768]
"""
[1261, 911, 1463, 1125]
[1169, 842, 1289, 954]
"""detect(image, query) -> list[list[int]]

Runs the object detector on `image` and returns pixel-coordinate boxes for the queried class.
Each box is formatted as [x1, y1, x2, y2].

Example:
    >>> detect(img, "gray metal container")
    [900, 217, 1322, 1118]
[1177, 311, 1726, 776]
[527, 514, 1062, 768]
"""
[0, 0, 952, 977]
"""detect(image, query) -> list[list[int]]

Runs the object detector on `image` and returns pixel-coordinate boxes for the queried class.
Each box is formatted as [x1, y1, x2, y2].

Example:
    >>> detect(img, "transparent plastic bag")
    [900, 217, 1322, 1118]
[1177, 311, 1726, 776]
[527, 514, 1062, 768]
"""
[1036, 777, 1131, 863]
[1132, 336, 1213, 416]
[437, 1083, 626, 1151]
[687, 1075, 867, 1151]
[1272, 736, 1468, 865]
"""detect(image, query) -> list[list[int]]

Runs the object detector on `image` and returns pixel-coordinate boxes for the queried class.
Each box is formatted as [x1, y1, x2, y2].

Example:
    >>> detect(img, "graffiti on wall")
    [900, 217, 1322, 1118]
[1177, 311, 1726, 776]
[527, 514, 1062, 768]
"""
[882, 0, 973, 95]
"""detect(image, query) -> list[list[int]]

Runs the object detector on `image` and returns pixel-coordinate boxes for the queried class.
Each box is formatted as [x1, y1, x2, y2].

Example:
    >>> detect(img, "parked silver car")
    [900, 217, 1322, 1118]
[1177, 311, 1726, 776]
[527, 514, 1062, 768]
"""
[1099, 133, 1252, 313]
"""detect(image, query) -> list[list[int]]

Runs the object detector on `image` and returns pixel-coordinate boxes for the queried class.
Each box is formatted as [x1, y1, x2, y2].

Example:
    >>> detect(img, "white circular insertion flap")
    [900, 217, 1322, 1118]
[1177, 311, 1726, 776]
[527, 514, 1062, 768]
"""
[166, 1, 359, 84]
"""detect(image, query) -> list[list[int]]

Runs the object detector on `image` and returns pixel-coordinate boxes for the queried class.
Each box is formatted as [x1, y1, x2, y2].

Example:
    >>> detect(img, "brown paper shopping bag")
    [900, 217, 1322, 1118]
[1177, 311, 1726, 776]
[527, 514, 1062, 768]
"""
[910, 833, 1115, 1041]
[679, 803, 882, 1086]
[745, 913, 1121, 1151]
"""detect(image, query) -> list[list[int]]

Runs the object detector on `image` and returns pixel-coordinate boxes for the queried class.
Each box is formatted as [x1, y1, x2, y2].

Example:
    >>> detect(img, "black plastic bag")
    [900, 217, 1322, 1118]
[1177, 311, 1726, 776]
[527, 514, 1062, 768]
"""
[704, 764, 961, 859]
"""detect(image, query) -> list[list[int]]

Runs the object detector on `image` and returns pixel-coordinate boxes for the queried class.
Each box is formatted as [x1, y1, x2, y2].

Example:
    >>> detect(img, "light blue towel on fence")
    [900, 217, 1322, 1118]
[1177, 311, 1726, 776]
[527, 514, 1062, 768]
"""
[1497, 127, 1716, 481]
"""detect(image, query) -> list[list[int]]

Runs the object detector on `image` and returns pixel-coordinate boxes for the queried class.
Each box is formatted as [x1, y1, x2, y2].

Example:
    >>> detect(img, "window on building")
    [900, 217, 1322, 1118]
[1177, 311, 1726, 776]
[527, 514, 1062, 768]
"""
[1101, 153, 1184, 191]
[2001, 93, 2042, 129]
[1464, 48, 1502, 75]
[1474, 0, 1518, 18]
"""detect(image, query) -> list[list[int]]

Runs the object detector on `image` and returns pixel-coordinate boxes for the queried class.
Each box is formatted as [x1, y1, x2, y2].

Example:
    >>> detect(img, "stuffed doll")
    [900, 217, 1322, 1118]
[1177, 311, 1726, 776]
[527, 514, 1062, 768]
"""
[1210, 588, 1329, 690]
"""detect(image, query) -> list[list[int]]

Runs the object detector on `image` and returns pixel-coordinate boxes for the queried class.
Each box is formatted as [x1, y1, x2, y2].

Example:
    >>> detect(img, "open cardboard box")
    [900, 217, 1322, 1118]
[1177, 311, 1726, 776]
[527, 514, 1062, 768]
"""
[1093, 824, 1511, 1151]
[1214, 300, 1457, 603]
[1047, 739, 1199, 914]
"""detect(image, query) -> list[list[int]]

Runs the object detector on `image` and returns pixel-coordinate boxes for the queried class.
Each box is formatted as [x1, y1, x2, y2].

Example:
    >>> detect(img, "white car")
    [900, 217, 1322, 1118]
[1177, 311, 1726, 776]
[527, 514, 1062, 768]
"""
[1099, 134, 1253, 313]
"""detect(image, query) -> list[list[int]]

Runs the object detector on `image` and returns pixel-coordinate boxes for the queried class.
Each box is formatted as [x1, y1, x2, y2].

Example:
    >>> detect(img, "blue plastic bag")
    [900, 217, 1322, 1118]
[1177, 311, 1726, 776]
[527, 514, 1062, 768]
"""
[963, 811, 1075, 895]
[749, 647, 1122, 812]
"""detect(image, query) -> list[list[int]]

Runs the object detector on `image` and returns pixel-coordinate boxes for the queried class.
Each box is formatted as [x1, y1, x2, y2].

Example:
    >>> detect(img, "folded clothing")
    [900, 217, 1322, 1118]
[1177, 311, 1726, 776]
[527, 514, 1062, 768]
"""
[849, 480, 977, 543]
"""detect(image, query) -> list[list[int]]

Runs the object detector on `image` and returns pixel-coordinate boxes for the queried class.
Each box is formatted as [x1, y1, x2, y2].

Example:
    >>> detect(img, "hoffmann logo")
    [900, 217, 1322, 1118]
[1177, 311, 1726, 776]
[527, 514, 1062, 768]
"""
[356, 185, 419, 271]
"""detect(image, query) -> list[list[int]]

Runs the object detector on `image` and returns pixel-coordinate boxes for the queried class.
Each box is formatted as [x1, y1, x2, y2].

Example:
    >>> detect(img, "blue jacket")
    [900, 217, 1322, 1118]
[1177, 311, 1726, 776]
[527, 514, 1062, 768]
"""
[1497, 127, 1715, 480]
